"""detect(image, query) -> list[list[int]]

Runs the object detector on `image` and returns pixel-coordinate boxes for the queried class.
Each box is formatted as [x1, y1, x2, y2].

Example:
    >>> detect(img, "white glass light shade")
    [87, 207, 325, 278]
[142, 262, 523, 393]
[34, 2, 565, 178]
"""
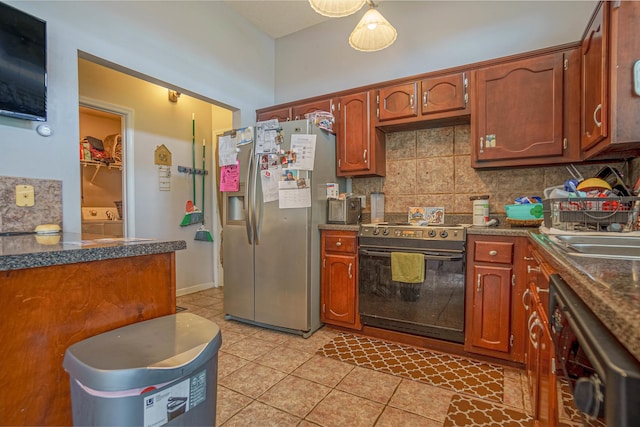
[349, 7, 397, 52]
[309, 0, 366, 17]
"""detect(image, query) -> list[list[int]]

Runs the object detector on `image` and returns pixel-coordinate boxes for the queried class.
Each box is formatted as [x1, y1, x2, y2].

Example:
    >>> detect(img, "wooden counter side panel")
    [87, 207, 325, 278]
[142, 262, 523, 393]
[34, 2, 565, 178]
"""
[0, 252, 176, 426]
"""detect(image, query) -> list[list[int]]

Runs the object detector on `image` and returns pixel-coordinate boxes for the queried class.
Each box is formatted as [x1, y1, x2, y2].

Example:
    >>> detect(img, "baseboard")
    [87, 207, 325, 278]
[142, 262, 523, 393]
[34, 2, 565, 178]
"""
[176, 282, 220, 296]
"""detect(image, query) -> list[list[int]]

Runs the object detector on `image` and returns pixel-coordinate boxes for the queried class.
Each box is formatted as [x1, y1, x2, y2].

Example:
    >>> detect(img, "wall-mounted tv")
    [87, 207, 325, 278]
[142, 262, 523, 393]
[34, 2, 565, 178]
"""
[0, 2, 47, 122]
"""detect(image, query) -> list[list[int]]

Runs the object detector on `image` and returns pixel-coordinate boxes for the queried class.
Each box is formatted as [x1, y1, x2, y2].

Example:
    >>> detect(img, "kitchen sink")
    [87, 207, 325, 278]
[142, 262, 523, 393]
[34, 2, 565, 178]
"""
[548, 234, 640, 260]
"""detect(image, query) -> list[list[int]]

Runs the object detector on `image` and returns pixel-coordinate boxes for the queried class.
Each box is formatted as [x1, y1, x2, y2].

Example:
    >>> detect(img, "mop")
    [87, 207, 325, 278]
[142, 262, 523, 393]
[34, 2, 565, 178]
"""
[195, 139, 213, 242]
[180, 114, 203, 226]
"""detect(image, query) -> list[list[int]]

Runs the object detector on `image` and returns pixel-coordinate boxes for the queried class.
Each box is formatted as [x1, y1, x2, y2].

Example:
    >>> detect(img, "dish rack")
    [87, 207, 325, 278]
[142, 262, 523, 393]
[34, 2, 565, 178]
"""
[543, 196, 640, 231]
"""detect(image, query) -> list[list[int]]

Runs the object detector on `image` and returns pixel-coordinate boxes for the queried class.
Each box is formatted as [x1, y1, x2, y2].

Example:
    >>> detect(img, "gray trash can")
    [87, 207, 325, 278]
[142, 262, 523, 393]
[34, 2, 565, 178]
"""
[63, 313, 221, 427]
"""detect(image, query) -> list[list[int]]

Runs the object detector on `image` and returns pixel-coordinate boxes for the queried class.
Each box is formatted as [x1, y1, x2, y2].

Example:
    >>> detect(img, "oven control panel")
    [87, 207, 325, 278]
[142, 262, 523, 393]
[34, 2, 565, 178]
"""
[359, 225, 466, 241]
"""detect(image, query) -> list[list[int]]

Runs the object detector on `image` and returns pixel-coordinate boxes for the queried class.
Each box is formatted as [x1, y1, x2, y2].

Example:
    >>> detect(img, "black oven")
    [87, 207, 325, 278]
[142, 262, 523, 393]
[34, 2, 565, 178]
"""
[358, 224, 466, 343]
[549, 274, 640, 426]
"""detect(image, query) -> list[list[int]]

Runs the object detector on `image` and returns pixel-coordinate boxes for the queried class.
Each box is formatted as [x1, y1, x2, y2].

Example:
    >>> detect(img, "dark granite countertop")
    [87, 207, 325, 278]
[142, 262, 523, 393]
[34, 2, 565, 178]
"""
[0, 232, 187, 271]
[528, 231, 640, 362]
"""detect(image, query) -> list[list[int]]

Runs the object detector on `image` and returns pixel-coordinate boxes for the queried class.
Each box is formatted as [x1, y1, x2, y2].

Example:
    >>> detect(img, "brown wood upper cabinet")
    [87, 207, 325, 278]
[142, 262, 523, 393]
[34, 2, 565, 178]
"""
[257, 106, 291, 122]
[336, 90, 385, 177]
[375, 72, 469, 124]
[291, 98, 334, 121]
[471, 49, 580, 168]
[581, 1, 640, 159]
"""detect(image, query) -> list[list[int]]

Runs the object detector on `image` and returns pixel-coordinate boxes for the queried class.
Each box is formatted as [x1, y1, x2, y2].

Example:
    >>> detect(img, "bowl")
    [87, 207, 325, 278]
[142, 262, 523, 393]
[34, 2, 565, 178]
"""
[504, 203, 544, 220]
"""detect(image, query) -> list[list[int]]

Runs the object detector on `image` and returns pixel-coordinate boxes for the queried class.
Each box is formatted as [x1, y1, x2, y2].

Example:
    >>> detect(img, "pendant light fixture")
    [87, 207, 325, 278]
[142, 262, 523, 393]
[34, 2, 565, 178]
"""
[349, 1, 397, 52]
[308, 0, 366, 18]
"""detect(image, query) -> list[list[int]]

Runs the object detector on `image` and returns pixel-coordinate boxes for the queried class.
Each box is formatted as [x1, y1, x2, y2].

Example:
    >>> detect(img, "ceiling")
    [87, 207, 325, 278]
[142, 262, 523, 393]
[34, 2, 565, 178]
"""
[223, 0, 332, 39]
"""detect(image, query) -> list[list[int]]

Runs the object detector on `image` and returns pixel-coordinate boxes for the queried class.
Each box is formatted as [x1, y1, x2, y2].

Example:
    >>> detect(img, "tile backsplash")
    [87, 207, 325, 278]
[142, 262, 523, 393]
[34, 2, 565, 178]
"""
[351, 125, 630, 218]
[0, 176, 62, 232]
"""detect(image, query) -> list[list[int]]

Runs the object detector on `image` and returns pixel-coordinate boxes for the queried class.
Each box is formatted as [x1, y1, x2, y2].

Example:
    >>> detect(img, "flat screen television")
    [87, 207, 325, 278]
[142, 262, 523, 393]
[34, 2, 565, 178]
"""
[0, 2, 47, 121]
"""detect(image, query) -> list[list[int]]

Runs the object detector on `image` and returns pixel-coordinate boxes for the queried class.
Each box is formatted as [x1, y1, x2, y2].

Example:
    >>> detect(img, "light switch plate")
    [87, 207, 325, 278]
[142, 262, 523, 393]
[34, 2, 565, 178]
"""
[16, 185, 35, 207]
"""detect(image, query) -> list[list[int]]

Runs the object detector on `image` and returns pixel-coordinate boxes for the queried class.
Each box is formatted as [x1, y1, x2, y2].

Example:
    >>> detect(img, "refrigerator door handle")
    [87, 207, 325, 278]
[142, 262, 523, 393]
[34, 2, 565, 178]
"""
[245, 149, 254, 244]
[250, 153, 260, 245]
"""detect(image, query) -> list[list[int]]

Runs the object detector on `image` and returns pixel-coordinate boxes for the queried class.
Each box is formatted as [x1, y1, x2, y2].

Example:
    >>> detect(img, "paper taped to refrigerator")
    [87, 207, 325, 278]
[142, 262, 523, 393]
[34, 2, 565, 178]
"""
[261, 168, 280, 203]
[218, 134, 238, 166]
[289, 134, 316, 170]
[220, 161, 240, 192]
[279, 187, 311, 209]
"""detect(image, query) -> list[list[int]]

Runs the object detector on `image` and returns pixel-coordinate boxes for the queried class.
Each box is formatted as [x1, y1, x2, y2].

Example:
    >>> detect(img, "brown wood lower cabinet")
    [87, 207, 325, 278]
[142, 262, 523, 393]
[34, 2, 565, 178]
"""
[525, 245, 558, 426]
[464, 235, 527, 363]
[0, 253, 177, 426]
[320, 230, 361, 330]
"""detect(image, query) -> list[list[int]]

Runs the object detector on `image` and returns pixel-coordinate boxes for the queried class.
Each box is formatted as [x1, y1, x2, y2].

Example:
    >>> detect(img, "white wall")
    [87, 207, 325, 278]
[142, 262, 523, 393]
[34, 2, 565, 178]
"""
[274, 0, 597, 103]
[0, 0, 274, 236]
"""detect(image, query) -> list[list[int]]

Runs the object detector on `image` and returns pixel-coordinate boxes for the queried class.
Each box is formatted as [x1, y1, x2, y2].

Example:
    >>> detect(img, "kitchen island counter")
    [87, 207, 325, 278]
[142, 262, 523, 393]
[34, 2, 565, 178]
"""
[0, 232, 186, 426]
[0, 232, 186, 271]
[529, 231, 640, 363]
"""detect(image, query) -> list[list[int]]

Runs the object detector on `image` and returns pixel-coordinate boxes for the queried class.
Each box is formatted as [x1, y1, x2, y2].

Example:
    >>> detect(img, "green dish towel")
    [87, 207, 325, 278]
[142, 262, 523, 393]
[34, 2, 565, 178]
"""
[391, 252, 425, 283]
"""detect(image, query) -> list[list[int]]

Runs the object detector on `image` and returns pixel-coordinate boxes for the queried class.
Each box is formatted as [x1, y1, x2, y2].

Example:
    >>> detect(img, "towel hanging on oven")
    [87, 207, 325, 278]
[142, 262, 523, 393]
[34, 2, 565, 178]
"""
[391, 252, 425, 283]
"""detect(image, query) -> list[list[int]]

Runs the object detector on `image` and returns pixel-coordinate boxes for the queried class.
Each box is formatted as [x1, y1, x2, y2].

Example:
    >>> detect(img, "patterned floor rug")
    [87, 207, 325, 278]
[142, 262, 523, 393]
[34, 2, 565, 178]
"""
[444, 394, 534, 427]
[317, 333, 504, 402]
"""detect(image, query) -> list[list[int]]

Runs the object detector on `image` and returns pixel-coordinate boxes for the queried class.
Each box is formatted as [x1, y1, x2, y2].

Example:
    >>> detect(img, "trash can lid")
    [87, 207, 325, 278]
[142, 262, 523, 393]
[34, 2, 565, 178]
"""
[63, 313, 221, 392]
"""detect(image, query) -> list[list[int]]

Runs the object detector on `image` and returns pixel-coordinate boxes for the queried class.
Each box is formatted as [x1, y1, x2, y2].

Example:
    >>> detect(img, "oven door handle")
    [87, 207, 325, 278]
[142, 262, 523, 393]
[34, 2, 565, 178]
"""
[359, 249, 463, 261]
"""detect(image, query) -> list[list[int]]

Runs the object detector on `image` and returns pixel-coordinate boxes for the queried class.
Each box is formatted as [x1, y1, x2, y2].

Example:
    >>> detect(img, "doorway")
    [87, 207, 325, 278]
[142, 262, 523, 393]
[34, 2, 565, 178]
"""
[79, 104, 128, 238]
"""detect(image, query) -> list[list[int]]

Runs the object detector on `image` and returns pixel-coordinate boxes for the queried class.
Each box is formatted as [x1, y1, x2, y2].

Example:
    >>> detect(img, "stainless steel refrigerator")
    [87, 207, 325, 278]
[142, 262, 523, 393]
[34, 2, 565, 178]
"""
[222, 119, 343, 337]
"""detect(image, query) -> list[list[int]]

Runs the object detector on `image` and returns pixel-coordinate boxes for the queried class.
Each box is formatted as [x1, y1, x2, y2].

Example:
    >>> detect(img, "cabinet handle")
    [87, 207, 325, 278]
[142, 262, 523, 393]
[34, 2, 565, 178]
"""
[335, 241, 342, 247]
[363, 149, 368, 163]
[423, 91, 429, 107]
[323, 258, 325, 268]
[409, 94, 414, 109]
[476, 274, 482, 292]
[523, 256, 534, 261]
[512, 274, 515, 287]
[480, 137, 484, 153]
[593, 104, 602, 128]
[348, 263, 353, 279]
[527, 265, 540, 274]
[489, 250, 497, 256]
[522, 288, 531, 310]
[536, 287, 549, 294]
[528, 311, 539, 333]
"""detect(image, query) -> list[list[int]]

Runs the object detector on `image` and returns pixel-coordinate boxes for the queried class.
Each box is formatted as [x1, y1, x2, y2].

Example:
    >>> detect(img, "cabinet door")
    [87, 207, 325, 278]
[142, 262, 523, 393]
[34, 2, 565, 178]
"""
[321, 254, 357, 327]
[536, 310, 558, 427]
[257, 107, 291, 122]
[473, 52, 564, 164]
[376, 82, 418, 121]
[336, 91, 371, 174]
[421, 72, 468, 115]
[292, 99, 334, 120]
[581, 2, 608, 151]
[468, 264, 512, 353]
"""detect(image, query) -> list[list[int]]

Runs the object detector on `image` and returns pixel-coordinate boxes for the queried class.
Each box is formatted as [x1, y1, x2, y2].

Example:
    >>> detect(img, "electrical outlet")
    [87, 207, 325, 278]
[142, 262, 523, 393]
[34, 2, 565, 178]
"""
[16, 185, 35, 207]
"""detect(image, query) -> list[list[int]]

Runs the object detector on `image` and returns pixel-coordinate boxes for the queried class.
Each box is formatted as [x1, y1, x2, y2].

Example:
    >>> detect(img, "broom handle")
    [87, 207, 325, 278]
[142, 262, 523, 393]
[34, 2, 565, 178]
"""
[202, 139, 206, 222]
[192, 114, 196, 203]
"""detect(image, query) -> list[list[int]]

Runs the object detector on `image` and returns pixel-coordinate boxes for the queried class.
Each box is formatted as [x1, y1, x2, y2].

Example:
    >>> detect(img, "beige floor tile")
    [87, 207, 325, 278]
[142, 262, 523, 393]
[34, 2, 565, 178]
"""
[298, 421, 322, 427]
[215, 385, 252, 427]
[335, 366, 401, 404]
[222, 400, 301, 427]
[258, 375, 331, 418]
[375, 406, 441, 427]
[305, 389, 384, 427]
[218, 351, 250, 379]
[254, 345, 314, 373]
[216, 318, 262, 335]
[222, 335, 278, 361]
[218, 362, 287, 398]
[189, 306, 224, 320]
[284, 328, 340, 354]
[388, 379, 454, 421]
[292, 355, 354, 387]
[252, 328, 295, 344]
[219, 330, 249, 352]
[504, 374, 525, 410]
